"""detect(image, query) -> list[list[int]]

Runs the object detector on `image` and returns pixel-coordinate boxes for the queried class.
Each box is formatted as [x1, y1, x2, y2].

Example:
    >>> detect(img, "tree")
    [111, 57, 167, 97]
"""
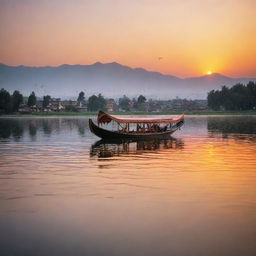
[87, 94, 106, 111]
[118, 95, 130, 111]
[77, 91, 85, 104]
[247, 81, 256, 109]
[137, 95, 146, 104]
[88, 95, 98, 111]
[207, 90, 221, 110]
[43, 95, 51, 109]
[221, 86, 232, 110]
[12, 90, 23, 112]
[137, 95, 147, 111]
[27, 91, 37, 107]
[97, 93, 106, 110]
[0, 88, 12, 113]
[207, 82, 256, 111]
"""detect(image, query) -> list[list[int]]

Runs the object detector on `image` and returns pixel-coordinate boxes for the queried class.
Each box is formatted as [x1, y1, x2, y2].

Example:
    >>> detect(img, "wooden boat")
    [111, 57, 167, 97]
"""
[89, 111, 184, 140]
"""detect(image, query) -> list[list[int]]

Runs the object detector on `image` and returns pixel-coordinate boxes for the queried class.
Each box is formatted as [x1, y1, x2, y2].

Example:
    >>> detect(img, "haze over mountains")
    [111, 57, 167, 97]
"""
[0, 62, 255, 99]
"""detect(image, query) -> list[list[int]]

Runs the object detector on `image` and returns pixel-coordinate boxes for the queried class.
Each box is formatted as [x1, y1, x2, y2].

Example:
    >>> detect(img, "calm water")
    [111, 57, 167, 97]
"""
[0, 115, 256, 256]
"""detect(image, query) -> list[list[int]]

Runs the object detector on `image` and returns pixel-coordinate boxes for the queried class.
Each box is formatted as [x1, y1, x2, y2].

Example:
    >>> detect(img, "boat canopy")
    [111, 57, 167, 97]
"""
[97, 111, 184, 124]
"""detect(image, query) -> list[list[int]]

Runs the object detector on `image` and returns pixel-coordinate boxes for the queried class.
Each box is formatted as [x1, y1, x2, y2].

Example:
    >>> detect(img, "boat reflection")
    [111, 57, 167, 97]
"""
[90, 138, 184, 158]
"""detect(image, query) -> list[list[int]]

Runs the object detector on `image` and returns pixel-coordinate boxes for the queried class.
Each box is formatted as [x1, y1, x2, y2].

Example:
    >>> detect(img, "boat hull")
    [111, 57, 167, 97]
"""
[89, 119, 183, 140]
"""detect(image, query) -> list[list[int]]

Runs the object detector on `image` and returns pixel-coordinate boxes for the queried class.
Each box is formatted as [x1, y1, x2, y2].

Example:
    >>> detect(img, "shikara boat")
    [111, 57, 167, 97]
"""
[89, 111, 184, 140]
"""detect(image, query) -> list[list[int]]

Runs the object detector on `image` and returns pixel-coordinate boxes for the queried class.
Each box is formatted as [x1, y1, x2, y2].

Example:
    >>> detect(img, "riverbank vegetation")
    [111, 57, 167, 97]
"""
[0, 89, 23, 113]
[208, 81, 256, 111]
[1, 81, 256, 115]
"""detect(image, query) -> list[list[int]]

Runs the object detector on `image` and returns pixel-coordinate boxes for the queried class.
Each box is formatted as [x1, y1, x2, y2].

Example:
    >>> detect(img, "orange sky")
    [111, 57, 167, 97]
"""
[0, 0, 255, 78]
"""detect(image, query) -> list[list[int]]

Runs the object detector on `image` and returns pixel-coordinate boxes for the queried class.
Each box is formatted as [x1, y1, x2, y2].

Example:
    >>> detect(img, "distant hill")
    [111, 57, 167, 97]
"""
[0, 62, 255, 99]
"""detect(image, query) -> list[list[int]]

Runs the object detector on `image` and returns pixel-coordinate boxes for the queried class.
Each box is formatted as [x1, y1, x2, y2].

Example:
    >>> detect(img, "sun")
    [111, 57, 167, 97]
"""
[207, 71, 212, 75]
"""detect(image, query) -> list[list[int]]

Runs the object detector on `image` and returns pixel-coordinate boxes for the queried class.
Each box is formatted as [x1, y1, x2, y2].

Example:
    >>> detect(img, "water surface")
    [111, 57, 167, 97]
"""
[0, 115, 256, 256]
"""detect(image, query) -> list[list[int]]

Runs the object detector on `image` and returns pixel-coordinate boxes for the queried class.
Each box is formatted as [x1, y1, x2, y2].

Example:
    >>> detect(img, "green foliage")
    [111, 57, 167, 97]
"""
[207, 82, 256, 111]
[88, 95, 98, 111]
[0, 88, 12, 113]
[77, 91, 85, 103]
[88, 94, 106, 111]
[0, 89, 23, 113]
[118, 95, 131, 111]
[136, 94, 147, 111]
[97, 93, 106, 110]
[27, 91, 37, 107]
[12, 90, 23, 112]
[43, 95, 51, 109]
[137, 95, 146, 104]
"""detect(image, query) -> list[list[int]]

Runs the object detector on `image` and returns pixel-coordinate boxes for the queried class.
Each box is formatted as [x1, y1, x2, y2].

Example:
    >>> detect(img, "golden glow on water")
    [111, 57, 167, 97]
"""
[0, 116, 256, 256]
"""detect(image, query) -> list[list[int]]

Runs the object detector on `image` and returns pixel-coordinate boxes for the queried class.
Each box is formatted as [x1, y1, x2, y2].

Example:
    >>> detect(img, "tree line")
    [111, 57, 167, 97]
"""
[86, 94, 147, 111]
[0, 89, 36, 113]
[207, 81, 256, 111]
[0, 88, 149, 113]
[2, 82, 255, 114]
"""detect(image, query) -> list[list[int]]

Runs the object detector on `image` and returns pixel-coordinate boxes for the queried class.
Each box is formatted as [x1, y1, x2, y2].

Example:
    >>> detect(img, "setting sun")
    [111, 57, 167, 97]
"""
[207, 71, 212, 75]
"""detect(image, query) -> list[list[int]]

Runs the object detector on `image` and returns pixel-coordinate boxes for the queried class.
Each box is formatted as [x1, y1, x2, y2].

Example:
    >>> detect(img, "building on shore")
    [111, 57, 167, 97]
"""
[106, 99, 118, 112]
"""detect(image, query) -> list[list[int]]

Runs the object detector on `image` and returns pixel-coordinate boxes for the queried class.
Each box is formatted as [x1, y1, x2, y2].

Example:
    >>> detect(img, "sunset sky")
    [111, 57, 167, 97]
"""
[0, 0, 255, 77]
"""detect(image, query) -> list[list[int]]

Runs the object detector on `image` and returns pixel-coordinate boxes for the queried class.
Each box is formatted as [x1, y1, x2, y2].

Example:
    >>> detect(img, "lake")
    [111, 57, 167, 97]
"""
[0, 115, 256, 256]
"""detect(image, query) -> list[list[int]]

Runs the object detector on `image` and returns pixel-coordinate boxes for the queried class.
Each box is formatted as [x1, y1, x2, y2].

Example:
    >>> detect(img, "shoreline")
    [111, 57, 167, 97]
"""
[1, 111, 256, 117]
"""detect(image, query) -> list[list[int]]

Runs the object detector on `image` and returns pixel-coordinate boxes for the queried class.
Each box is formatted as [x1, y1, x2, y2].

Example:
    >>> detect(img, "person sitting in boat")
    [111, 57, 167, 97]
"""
[163, 125, 167, 132]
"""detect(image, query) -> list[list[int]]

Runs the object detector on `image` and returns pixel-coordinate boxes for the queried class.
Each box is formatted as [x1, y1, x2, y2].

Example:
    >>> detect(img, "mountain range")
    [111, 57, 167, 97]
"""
[0, 62, 255, 99]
